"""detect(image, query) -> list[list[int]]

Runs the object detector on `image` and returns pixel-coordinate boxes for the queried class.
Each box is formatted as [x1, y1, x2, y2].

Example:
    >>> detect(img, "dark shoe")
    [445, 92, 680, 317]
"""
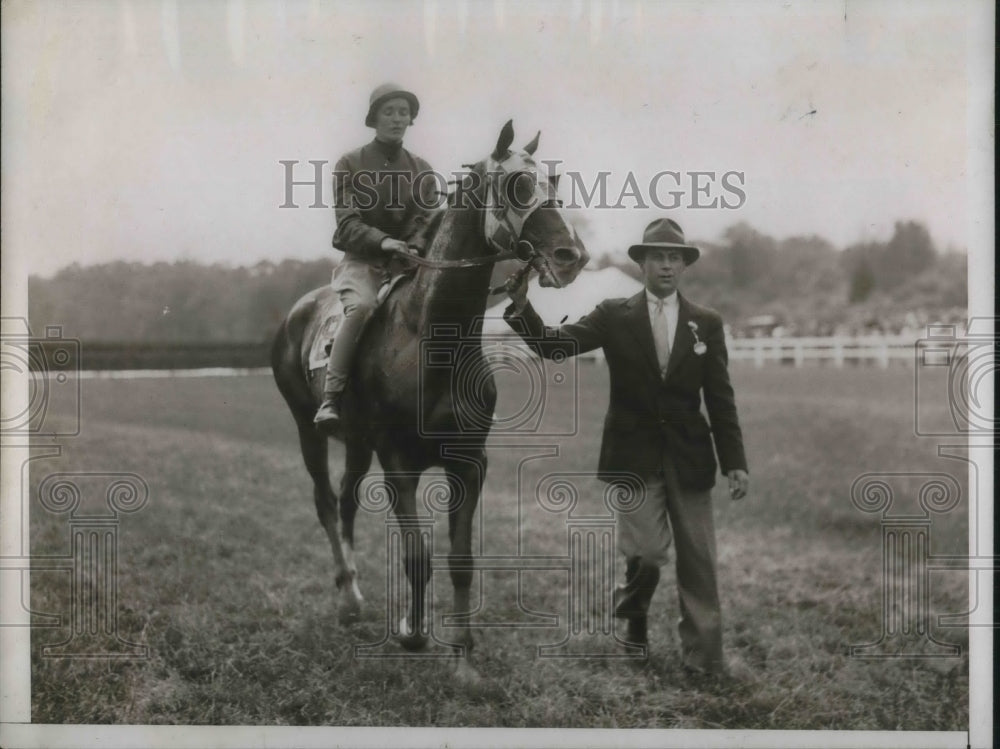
[313, 393, 342, 430]
[625, 616, 648, 646]
[682, 662, 728, 684]
[621, 616, 649, 665]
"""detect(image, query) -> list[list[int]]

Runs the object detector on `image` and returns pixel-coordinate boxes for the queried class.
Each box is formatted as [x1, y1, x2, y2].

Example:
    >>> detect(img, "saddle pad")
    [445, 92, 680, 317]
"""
[308, 300, 344, 371]
[307, 273, 410, 371]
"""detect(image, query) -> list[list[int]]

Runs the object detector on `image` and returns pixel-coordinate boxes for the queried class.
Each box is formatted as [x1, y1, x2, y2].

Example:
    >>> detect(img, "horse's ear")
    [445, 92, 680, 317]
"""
[523, 130, 540, 155]
[493, 120, 514, 160]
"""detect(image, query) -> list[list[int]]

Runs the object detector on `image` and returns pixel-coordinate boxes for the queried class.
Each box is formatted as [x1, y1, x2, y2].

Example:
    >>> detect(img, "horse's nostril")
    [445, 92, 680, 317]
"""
[552, 246, 581, 265]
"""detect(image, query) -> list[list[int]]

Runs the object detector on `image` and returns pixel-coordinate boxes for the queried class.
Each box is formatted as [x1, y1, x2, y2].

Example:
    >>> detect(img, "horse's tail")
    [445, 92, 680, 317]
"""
[271, 290, 319, 419]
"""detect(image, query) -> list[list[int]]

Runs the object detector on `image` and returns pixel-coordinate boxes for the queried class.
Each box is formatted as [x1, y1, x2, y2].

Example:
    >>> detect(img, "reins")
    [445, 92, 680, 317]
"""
[388, 245, 535, 296]
[387, 246, 522, 269]
[385, 152, 557, 293]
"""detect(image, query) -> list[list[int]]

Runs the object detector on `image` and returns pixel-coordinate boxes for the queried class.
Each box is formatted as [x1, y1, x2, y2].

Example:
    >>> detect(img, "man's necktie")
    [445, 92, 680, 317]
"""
[652, 299, 671, 376]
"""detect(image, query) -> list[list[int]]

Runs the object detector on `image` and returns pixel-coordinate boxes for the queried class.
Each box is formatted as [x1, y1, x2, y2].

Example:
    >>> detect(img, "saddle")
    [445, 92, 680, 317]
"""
[307, 273, 409, 372]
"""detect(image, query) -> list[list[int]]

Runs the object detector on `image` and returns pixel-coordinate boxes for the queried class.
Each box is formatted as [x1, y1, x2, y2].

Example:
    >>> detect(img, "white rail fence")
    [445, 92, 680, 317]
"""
[56, 337, 924, 378]
[484, 335, 920, 369]
[726, 335, 917, 368]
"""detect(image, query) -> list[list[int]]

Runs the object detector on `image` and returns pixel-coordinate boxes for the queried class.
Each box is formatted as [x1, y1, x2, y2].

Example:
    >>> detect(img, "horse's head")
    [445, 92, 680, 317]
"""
[475, 121, 589, 288]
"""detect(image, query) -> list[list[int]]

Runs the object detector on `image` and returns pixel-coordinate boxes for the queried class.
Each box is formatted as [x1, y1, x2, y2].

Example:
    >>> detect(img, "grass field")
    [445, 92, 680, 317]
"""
[28, 362, 969, 729]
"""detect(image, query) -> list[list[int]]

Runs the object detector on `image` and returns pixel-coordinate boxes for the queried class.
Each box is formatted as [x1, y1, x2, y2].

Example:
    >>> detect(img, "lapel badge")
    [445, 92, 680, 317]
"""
[688, 320, 707, 355]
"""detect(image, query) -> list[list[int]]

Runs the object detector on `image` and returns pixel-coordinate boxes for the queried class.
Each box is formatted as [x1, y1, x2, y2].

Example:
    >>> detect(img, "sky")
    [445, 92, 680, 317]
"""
[1, 0, 993, 279]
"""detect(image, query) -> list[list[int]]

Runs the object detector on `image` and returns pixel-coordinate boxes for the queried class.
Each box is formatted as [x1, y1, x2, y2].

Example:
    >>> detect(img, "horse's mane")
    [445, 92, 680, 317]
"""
[410, 159, 486, 256]
[411, 161, 484, 256]
[378, 206, 446, 319]
[412, 207, 446, 258]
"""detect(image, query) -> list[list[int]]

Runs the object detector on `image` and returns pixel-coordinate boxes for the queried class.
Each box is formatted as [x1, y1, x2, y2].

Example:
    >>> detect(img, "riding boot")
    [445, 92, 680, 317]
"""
[314, 305, 370, 430]
[614, 557, 661, 646]
[313, 388, 342, 429]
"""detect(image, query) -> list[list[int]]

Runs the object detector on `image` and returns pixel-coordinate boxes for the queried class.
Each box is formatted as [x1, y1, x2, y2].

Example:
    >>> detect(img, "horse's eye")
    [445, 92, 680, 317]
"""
[506, 173, 537, 209]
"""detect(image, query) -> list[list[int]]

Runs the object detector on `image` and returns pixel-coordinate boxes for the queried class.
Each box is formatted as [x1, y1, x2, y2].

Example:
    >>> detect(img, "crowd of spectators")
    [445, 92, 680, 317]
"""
[726, 307, 968, 340]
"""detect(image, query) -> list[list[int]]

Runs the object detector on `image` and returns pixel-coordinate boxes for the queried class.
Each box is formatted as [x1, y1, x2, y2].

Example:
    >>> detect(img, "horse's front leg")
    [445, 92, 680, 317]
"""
[444, 452, 486, 682]
[383, 466, 430, 651]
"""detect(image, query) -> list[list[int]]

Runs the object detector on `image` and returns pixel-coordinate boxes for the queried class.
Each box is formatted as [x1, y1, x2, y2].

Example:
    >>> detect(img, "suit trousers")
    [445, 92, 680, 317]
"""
[614, 457, 724, 673]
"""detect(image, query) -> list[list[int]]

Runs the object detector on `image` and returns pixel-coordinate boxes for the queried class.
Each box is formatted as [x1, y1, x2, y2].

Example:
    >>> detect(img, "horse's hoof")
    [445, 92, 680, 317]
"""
[452, 658, 482, 685]
[398, 632, 429, 652]
[397, 616, 429, 652]
[338, 598, 362, 627]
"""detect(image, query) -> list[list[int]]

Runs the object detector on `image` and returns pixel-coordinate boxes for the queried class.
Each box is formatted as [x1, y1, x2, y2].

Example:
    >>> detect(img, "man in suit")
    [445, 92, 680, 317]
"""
[504, 217, 749, 675]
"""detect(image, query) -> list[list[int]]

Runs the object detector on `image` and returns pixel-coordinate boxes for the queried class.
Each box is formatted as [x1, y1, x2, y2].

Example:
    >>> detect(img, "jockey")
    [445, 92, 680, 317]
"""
[314, 83, 439, 429]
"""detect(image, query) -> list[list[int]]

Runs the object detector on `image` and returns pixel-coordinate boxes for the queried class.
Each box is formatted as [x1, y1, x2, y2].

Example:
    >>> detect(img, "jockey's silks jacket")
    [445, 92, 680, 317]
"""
[504, 291, 748, 491]
[331, 138, 438, 264]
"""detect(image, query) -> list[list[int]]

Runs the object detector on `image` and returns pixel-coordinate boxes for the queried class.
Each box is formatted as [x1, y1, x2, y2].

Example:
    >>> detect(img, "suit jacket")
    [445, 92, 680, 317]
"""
[504, 290, 748, 491]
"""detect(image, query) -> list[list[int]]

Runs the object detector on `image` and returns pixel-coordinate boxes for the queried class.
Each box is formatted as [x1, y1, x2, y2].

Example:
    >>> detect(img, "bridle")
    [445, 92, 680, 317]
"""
[387, 150, 571, 292]
[482, 152, 561, 258]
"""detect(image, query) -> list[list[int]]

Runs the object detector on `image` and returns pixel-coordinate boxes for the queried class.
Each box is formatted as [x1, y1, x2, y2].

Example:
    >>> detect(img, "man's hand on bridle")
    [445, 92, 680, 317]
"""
[505, 265, 531, 311]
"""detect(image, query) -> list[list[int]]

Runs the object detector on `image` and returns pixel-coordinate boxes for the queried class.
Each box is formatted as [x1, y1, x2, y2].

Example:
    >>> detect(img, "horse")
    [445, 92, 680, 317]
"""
[271, 121, 589, 680]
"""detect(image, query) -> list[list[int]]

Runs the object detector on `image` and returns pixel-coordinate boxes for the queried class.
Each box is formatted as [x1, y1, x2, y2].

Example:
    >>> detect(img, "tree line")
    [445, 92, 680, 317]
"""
[600, 220, 966, 336]
[29, 258, 334, 343]
[28, 221, 965, 342]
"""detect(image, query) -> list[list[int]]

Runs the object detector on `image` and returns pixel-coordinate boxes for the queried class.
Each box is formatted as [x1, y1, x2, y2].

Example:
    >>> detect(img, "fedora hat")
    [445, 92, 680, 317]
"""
[627, 218, 700, 265]
[365, 82, 420, 127]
